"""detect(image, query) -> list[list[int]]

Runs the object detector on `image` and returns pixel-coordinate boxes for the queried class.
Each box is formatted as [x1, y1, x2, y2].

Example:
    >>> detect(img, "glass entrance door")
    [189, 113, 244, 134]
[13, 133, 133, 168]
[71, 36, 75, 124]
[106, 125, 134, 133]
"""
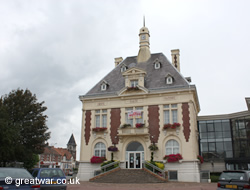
[128, 152, 142, 169]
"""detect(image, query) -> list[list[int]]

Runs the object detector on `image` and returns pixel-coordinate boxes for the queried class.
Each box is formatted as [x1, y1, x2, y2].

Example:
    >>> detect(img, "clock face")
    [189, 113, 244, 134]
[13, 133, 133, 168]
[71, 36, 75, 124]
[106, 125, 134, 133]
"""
[141, 35, 146, 40]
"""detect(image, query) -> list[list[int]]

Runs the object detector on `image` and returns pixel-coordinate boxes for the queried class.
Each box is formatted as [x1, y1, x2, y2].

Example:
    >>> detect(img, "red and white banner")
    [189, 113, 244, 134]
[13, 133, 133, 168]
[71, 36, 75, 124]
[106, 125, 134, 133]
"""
[128, 111, 142, 119]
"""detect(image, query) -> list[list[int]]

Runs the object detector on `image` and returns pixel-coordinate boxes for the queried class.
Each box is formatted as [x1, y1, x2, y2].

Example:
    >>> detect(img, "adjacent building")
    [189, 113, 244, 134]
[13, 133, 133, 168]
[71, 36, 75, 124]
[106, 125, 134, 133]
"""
[78, 24, 201, 182]
[39, 134, 77, 175]
[198, 98, 250, 172]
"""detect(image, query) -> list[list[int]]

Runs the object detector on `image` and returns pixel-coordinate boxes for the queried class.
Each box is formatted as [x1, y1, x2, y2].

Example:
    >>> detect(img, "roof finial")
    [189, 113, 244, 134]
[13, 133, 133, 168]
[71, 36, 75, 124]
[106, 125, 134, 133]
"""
[143, 15, 145, 27]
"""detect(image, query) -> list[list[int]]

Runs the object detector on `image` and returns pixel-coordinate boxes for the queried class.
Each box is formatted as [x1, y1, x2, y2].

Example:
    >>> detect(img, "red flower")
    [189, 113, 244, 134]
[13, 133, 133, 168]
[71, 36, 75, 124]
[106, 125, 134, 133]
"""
[163, 123, 172, 129]
[172, 123, 181, 129]
[163, 154, 183, 162]
[197, 155, 204, 164]
[90, 156, 106, 163]
[136, 123, 144, 128]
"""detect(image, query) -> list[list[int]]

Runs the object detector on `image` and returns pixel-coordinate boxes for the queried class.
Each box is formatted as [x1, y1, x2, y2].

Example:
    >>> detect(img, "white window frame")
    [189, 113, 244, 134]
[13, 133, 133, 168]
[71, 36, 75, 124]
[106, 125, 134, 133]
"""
[130, 80, 138, 87]
[94, 142, 106, 157]
[166, 76, 173, 84]
[121, 66, 127, 72]
[101, 83, 107, 91]
[154, 62, 161, 69]
[95, 109, 107, 128]
[166, 139, 180, 155]
[163, 104, 178, 124]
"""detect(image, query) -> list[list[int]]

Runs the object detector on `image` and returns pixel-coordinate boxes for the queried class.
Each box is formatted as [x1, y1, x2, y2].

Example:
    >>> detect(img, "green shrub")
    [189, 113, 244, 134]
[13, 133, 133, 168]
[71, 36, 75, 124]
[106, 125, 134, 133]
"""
[101, 160, 119, 172]
[210, 172, 221, 182]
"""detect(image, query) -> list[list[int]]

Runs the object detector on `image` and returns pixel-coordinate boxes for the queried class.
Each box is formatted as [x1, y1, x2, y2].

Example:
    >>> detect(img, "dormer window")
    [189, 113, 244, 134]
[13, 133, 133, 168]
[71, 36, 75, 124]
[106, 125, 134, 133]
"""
[100, 80, 109, 91]
[166, 76, 173, 84]
[130, 80, 138, 87]
[101, 84, 107, 91]
[154, 58, 161, 70]
[121, 65, 127, 72]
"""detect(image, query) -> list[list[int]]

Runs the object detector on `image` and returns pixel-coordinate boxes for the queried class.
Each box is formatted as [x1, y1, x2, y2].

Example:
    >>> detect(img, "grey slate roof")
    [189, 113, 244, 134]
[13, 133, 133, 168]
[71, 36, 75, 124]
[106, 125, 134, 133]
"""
[84, 53, 189, 97]
[67, 134, 76, 146]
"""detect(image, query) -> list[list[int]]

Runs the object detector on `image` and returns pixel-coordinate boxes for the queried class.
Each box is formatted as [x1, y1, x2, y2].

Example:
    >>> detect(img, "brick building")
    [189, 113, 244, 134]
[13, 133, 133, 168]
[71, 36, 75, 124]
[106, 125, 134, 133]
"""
[77, 23, 201, 182]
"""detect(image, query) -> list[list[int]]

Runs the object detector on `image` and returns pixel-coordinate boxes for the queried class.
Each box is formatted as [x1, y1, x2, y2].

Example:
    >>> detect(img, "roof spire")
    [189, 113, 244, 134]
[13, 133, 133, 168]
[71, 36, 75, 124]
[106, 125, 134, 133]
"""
[143, 15, 145, 27]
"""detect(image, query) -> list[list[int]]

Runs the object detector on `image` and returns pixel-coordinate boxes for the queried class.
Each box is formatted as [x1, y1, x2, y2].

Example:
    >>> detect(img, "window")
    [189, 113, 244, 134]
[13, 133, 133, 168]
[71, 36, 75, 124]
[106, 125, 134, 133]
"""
[95, 109, 107, 128]
[94, 142, 106, 157]
[130, 80, 138, 87]
[154, 62, 161, 69]
[163, 104, 178, 124]
[168, 171, 178, 180]
[101, 84, 107, 91]
[166, 76, 173, 84]
[166, 139, 180, 155]
[121, 66, 127, 72]
[47, 155, 49, 160]
[40, 155, 44, 161]
[125, 107, 143, 127]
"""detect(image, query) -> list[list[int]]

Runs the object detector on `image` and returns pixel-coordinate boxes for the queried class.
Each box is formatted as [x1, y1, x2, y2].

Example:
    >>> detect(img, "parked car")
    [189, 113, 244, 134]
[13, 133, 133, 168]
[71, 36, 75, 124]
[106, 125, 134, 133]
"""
[31, 168, 66, 190]
[217, 170, 250, 190]
[0, 167, 40, 190]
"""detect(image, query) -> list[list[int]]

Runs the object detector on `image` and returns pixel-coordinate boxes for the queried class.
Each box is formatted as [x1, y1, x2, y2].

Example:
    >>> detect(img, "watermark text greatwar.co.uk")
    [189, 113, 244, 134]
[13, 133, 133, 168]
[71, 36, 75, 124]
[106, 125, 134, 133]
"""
[5, 176, 80, 187]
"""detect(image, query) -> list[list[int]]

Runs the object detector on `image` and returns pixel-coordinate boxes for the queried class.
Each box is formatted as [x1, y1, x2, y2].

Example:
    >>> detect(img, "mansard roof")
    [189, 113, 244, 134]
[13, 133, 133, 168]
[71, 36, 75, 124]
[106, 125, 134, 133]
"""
[84, 53, 190, 97]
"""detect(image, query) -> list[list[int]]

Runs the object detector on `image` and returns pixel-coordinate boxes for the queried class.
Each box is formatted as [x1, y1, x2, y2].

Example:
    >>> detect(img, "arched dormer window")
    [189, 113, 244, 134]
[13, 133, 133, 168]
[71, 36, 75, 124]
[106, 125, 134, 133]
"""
[165, 73, 174, 85]
[100, 80, 109, 91]
[154, 58, 161, 70]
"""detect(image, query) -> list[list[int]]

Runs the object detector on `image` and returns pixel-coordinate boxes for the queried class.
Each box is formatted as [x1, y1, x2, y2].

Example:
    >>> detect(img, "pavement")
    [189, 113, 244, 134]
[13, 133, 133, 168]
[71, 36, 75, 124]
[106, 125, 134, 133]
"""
[67, 181, 217, 190]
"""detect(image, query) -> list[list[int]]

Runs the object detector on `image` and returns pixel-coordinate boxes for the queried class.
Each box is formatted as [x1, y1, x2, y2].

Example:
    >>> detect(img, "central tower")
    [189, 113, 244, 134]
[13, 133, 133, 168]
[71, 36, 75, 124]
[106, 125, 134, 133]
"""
[137, 18, 151, 63]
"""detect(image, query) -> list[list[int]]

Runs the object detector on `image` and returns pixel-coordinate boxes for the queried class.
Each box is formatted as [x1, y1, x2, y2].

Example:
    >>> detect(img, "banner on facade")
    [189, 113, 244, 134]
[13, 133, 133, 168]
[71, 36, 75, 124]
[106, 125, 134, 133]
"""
[128, 111, 142, 119]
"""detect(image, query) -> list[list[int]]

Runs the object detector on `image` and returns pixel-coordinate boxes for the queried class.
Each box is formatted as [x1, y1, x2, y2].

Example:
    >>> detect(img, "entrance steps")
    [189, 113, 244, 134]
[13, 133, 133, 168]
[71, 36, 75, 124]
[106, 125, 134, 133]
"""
[89, 168, 166, 183]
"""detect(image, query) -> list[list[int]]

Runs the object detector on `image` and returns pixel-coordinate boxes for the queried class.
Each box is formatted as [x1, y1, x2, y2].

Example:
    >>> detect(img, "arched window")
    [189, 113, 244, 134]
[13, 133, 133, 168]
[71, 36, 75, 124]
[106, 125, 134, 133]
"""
[165, 140, 179, 155]
[94, 142, 106, 157]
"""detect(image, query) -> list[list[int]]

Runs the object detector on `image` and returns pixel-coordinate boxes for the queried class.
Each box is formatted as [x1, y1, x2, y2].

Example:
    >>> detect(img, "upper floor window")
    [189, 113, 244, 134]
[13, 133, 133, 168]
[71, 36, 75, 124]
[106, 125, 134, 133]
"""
[166, 139, 179, 155]
[130, 80, 138, 87]
[101, 84, 107, 91]
[125, 107, 144, 127]
[95, 109, 107, 128]
[166, 76, 173, 84]
[94, 142, 106, 157]
[121, 65, 127, 72]
[154, 58, 161, 70]
[164, 104, 178, 124]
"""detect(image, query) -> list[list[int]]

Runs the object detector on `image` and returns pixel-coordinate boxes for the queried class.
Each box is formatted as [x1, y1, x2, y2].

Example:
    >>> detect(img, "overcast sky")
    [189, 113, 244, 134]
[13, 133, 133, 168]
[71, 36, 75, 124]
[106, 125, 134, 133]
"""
[1, 0, 249, 160]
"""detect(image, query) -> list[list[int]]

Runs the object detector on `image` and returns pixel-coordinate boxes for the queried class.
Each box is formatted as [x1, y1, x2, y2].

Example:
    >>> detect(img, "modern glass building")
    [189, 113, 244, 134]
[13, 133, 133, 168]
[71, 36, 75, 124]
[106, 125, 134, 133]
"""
[198, 98, 250, 172]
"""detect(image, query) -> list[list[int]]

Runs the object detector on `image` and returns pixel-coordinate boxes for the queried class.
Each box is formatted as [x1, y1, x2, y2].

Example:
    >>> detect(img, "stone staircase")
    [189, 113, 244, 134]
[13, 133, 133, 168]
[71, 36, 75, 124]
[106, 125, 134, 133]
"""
[90, 168, 166, 183]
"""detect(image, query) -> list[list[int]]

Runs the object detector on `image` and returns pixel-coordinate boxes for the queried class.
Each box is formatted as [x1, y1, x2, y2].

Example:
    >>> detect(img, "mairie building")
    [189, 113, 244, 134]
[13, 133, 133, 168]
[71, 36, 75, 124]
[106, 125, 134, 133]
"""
[77, 24, 201, 182]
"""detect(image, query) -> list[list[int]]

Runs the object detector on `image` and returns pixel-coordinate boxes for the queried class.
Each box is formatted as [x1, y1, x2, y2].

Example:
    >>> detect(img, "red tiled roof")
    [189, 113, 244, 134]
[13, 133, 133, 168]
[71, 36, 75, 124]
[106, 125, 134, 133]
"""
[54, 148, 73, 160]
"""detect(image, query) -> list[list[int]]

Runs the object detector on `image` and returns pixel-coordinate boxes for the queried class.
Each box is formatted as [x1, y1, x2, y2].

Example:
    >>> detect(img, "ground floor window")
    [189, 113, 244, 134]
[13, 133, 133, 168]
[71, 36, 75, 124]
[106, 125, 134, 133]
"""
[168, 170, 178, 180]
[94, 142, 106, 157]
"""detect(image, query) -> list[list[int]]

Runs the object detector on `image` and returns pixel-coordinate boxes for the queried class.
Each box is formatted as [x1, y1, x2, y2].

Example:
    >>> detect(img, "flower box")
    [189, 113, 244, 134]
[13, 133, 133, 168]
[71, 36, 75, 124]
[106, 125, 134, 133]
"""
[120, 123, 131, 129]
[163, 123, 181, 129]
[163, 154, 183, 162]
[90, 156, 106, 163]
[135, 123, 144, 128]
[197, 155, 204, 164]
[92, 127, 107, 132]
[108, 146, 118, 152]
[127, 86, 139, 91]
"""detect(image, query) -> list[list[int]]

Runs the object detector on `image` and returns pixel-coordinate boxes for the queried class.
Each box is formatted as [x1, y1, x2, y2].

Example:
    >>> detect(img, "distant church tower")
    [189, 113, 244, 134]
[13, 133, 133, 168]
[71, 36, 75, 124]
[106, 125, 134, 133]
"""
[67, 134, 77, 160]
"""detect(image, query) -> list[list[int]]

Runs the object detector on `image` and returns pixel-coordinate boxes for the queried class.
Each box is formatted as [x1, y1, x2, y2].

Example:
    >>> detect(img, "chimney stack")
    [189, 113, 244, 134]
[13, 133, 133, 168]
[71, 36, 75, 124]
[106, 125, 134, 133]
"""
[171, 49, 180, 72]
[114, 57, 123, 67]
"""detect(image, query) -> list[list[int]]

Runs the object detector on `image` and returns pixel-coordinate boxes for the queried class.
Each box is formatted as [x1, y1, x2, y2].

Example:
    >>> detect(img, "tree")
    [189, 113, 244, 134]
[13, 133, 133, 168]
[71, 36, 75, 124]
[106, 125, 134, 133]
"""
[0, 89, 50, 169]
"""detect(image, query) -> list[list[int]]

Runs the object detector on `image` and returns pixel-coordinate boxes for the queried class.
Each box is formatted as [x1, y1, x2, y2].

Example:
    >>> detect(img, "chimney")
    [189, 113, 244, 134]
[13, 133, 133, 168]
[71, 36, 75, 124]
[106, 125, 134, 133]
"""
[171, 49, 180, 72]
[114, 57, 123, 67]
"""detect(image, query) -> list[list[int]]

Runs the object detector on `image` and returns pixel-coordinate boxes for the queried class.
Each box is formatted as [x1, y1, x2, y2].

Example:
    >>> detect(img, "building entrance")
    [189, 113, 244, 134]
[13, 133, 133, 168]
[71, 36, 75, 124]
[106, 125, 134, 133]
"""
[126, 141, 144, 169]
